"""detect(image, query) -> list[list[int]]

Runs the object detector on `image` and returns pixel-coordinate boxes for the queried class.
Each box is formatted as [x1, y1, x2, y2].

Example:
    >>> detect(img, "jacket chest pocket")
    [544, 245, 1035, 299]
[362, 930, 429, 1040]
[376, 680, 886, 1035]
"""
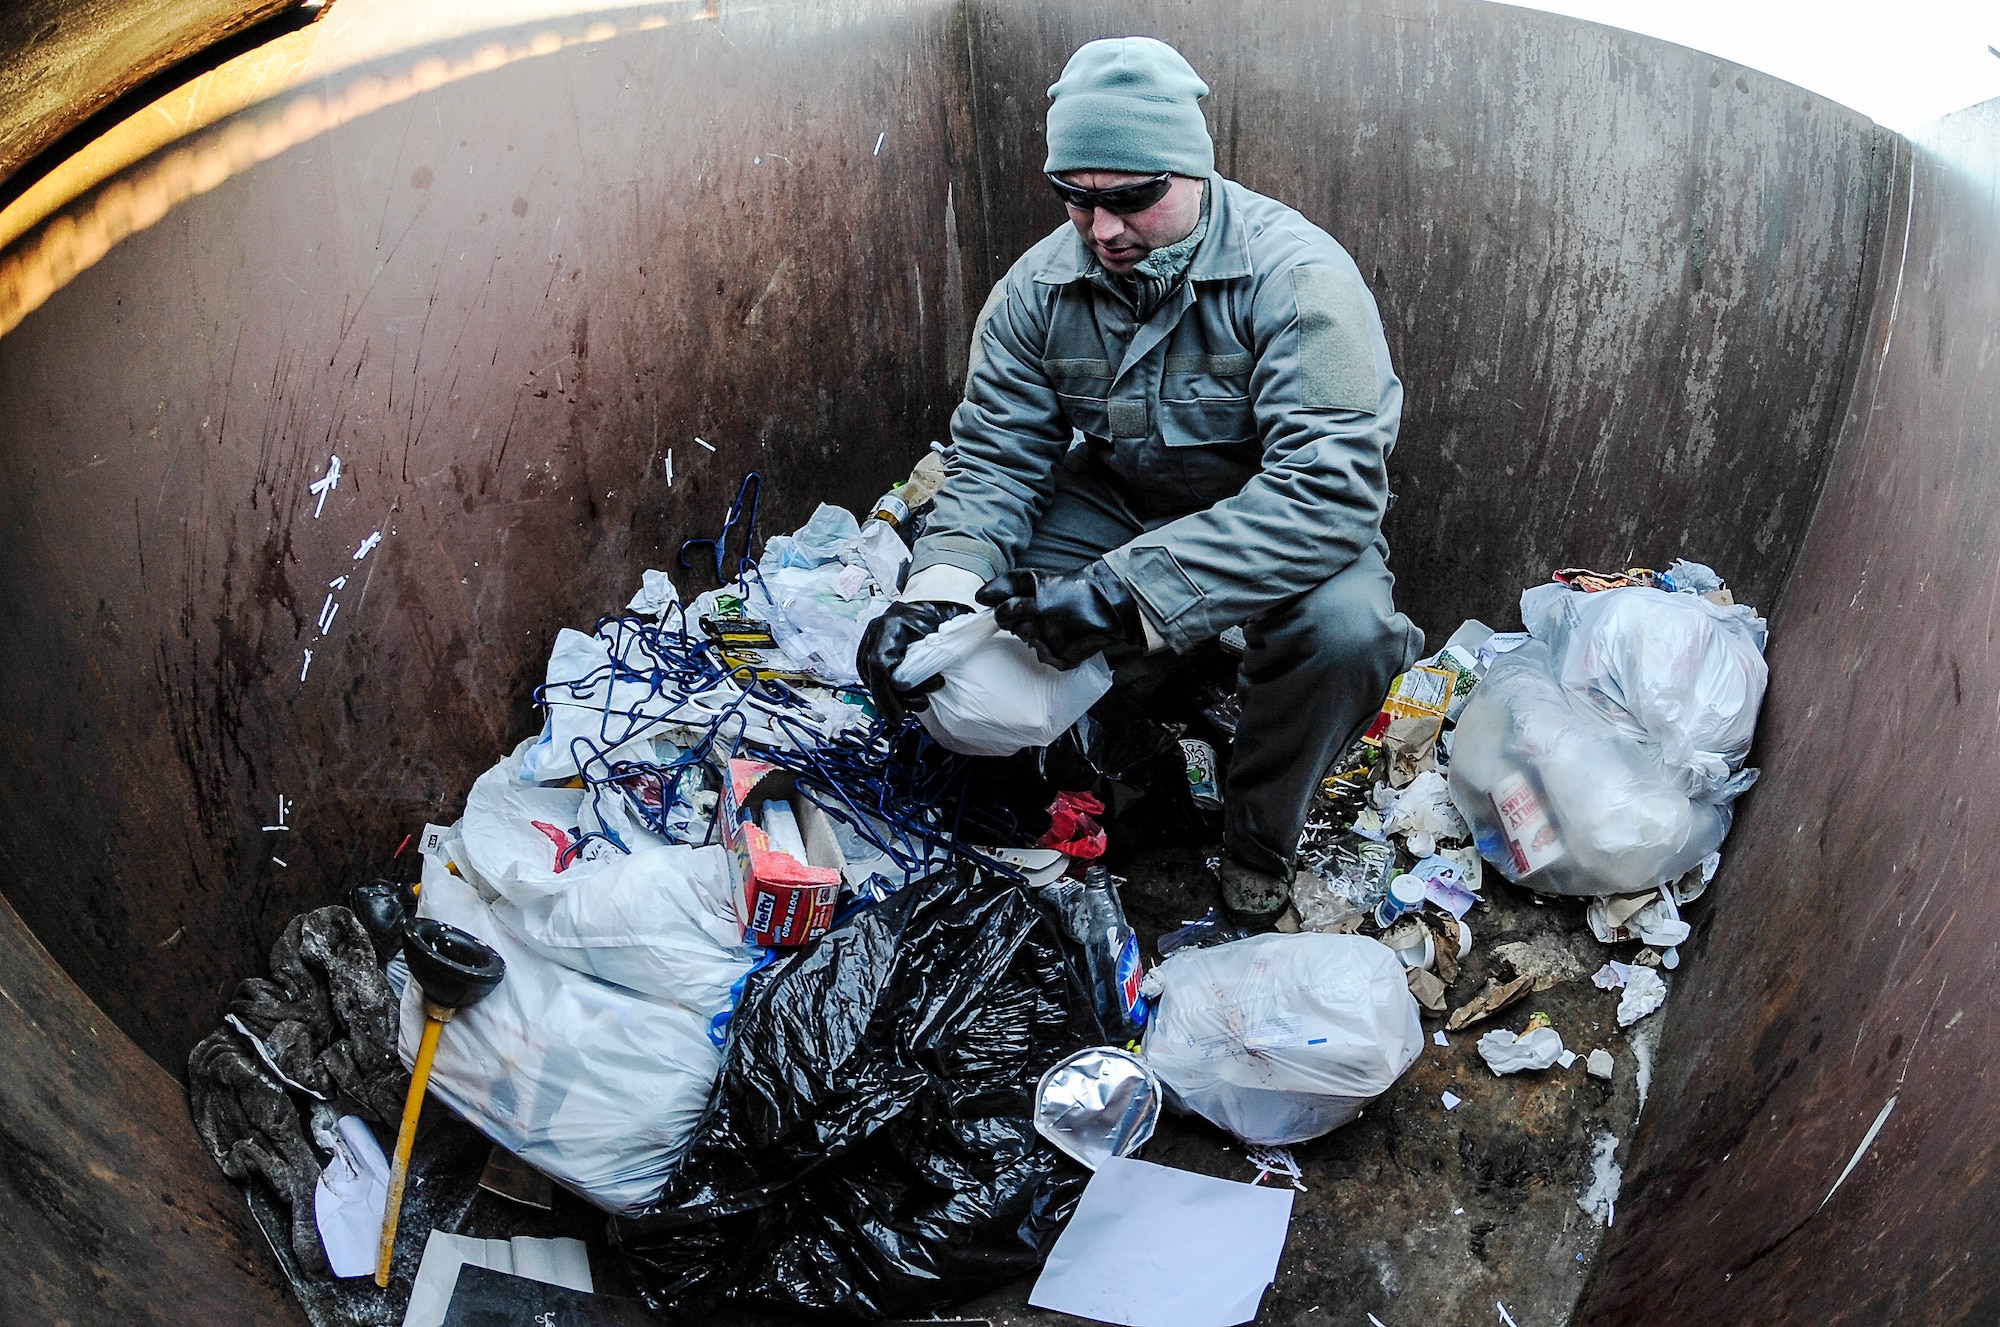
[1047, 357, 1118, 440]
[1158, 353, 1256, 448]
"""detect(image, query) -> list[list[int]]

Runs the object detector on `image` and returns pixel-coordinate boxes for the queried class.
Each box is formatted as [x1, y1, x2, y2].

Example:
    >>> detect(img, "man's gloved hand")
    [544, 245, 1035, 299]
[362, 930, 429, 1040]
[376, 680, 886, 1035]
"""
[858, 600, 973, 725]
[976, 560, 1144, 670]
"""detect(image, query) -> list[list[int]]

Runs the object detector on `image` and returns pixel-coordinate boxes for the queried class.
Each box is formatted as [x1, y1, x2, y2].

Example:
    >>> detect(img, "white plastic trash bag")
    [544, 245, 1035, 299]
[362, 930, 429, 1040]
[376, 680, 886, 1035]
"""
[1522, 583, 1767, 798]
[890, 609, 1112, 757]
[453, 744, 757, 1014]
[400, 861, 727, 1213]
[1141, 933, 1424, 1145]
[1449, 580, 1767, 896]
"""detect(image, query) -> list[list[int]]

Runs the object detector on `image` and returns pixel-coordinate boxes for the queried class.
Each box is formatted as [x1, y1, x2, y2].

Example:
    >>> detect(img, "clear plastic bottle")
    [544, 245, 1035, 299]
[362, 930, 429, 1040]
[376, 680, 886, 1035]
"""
[1079, 866, 1147, 1041]
[1039, 867, 1148, 1042]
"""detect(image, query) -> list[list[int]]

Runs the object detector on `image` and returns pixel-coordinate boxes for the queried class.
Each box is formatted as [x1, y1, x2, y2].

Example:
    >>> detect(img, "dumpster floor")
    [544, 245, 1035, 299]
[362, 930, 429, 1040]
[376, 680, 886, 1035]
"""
[258, 846, 1647, 1327]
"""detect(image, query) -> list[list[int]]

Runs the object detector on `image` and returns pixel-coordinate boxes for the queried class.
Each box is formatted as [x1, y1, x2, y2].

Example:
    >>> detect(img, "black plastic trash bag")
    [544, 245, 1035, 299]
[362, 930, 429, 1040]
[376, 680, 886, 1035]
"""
[614, 868, 1101, 1317]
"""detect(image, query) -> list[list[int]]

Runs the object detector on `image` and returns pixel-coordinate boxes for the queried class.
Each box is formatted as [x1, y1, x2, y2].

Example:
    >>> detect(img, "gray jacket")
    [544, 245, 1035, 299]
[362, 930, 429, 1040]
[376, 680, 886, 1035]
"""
[910, 177, 1402, 652]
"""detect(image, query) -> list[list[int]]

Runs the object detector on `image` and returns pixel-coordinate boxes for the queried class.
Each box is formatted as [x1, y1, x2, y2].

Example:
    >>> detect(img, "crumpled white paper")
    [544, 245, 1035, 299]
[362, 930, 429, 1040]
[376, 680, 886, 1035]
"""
[626, 568, 681, 618]
[1617, 967, 1668, 1026]
[1477, 1025, 1567, 1075]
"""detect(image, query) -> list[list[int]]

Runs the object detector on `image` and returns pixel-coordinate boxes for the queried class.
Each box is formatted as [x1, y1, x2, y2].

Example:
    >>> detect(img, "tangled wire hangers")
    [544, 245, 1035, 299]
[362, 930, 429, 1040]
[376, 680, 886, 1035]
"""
[678, 471, 763, 588]
[532, 608, 1021, 883]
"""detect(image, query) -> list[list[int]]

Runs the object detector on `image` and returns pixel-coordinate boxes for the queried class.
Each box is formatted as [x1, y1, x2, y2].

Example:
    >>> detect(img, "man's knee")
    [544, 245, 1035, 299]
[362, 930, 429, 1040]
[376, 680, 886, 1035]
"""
[1245, 560, 1419, 683]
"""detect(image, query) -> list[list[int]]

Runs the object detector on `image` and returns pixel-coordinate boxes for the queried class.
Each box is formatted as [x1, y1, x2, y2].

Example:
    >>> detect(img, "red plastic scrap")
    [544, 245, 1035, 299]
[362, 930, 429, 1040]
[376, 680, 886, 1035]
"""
[1039, 790, 1108, 859]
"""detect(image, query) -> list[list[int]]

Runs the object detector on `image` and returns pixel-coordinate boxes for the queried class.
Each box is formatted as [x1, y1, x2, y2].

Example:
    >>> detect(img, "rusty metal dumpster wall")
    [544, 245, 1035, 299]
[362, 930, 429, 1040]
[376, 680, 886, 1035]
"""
[0, 2, 1993, 1324]
[1582, 99, 2000, 1327]
[0, 0, 975, 1070]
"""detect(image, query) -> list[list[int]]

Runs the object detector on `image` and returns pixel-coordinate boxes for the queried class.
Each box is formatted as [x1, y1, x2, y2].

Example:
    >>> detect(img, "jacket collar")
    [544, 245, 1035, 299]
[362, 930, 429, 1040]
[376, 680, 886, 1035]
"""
[1033, 174, 1253, 285]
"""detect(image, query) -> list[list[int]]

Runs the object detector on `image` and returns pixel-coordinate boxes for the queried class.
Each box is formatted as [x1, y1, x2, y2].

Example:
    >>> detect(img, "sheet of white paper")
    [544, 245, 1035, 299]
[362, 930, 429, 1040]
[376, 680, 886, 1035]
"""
[1029, 1156, 1293, 1327]
[403, 1231, 592, 1327]
[314, 1116, 392, 1278]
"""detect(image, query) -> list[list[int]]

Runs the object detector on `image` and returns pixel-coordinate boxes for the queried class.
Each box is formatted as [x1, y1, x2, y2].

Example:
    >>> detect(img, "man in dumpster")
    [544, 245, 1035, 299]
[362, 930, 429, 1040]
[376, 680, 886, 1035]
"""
[859, 36, 1421, 926]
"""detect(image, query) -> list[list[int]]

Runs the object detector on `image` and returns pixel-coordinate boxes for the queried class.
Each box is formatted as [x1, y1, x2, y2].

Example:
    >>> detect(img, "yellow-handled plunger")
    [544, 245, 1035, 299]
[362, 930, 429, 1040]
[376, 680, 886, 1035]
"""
[374, 919, 505, 1288]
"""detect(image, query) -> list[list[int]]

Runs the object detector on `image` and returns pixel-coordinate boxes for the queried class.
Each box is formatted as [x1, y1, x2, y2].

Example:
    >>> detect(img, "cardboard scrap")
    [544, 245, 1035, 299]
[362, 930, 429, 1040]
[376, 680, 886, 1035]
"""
[1446, 974, 1533, 1032]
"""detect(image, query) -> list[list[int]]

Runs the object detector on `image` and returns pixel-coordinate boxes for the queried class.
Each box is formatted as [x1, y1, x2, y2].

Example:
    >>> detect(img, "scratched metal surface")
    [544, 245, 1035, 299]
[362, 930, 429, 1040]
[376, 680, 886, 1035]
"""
[0, 0, 976, 1068]
[1579, 99, 2000, 1326]
[963, 0, 1893, 642]
[0, 0, 304, 189]
[0, 888, 306, 1327]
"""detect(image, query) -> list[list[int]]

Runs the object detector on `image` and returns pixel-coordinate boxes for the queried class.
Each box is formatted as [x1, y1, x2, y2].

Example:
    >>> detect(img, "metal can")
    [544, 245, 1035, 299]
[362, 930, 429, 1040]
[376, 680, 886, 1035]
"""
[1181, 737, 1222, 810]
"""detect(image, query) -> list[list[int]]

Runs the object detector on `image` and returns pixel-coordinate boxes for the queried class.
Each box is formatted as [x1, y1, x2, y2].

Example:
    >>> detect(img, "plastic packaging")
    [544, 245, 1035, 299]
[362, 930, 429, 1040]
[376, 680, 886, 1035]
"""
[616, 871, 1099, 1317]
[1033, 1047, 1163, 1170]
[1039, 867, 1147, 1041]
[752, 562, 888, 686]
[1521, 582, 1768, 800]
[1039, 789, 1109, 858]
[1372, 873, 1426, 929]
[1141, 933, 1424, 1144]
[892, 609, 1113, 757]
[1156, 907, 1253, 955]
[399, 861, 726, 1214]
[1448, 579, 1768, 896]
[1296, 834, 1394, 932]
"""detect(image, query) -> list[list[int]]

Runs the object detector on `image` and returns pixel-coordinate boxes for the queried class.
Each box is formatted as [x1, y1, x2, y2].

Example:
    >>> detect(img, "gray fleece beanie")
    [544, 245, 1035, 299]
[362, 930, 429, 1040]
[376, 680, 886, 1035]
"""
[1044, 37, 1214, 178]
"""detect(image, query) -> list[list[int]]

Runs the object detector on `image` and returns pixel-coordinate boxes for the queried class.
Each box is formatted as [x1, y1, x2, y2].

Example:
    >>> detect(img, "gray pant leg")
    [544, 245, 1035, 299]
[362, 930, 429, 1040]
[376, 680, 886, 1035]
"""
[1223, 546, 1424, 874]
[1017, 469, 1182, 692]
[1014, 462, 1146, 573]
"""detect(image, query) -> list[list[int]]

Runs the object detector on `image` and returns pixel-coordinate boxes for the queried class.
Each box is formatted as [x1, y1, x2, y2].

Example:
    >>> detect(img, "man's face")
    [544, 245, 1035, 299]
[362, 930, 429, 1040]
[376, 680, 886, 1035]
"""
[1058, 171, 1205, 276]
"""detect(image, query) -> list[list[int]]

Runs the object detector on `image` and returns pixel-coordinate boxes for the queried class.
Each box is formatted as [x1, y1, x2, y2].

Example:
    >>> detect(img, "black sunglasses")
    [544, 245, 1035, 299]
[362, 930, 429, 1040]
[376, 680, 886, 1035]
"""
[1046, 172, 1174, 216]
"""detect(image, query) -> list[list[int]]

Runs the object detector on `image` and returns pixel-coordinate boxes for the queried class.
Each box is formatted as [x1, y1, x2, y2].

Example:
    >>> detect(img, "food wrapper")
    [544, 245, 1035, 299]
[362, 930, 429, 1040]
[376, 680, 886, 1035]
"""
[1362, 665, 1456, 744]
[1430, 645, 1482, 721]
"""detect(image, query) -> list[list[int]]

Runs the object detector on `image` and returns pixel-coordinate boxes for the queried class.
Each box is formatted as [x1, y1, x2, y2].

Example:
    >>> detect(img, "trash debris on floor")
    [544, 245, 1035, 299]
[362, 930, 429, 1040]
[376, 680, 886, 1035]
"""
[1036, 1047, 1165, 1170]
[615, 869, 1102, 1316]
[183, 490, 1769, 1326]
[1477, 1018, 1567, 1076]
[404, 1231, 591, 1327]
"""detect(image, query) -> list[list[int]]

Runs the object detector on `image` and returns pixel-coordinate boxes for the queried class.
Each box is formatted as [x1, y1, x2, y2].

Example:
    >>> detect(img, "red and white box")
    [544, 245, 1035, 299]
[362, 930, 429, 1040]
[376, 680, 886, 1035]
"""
[719, 758, 846, 947]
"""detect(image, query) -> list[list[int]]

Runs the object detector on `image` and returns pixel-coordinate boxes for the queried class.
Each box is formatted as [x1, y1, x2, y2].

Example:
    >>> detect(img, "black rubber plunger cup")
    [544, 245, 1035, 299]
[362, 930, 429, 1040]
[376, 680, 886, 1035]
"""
[375, 920, 505, 1287]
[402, 919, 506, 1009]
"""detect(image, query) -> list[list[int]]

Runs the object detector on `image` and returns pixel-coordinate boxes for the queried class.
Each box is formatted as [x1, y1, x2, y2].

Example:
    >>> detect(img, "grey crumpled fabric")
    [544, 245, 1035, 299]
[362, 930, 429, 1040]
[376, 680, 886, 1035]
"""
[186, 904, 410, 1279]
[188, 1029, 328, 1276]
[225, 905, 409, 1122]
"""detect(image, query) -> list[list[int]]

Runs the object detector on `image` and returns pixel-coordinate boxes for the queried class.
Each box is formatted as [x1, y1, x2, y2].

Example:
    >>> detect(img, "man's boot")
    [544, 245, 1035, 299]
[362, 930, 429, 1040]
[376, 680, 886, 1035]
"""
[1217, 854, 1293, 928]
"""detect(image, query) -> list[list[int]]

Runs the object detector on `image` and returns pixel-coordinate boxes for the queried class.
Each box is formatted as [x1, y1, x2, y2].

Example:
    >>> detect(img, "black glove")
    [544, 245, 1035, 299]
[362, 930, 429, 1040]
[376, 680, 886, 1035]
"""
[858, 599, 974, 725]
[976, 560, 1145, 670]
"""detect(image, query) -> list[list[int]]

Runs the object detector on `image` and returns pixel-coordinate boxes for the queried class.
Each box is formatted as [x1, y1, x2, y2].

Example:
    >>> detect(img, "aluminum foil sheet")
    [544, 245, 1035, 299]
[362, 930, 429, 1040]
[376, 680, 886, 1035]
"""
[1034, 1047, 1162, 1170]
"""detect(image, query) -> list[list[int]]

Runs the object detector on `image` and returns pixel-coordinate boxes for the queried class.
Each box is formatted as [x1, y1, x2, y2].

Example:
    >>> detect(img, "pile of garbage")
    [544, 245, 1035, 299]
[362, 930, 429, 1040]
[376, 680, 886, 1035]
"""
[1287, 559, 1766, 1080]
[184, 455, 1769, 1324]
